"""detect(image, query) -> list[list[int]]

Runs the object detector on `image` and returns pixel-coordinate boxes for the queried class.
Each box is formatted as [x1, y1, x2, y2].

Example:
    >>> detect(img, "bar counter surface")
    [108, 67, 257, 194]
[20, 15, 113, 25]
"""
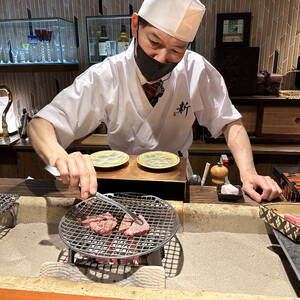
[0, 177, 258, 205]
[2, 133, 300, 155]
[1, 133, 300, 189]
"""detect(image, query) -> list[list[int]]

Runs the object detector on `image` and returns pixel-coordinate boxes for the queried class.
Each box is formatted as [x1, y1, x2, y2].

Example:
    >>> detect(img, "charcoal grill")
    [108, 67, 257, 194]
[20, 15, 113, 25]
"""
[59, 193, 179, 260]
[0, 193, 19, 227]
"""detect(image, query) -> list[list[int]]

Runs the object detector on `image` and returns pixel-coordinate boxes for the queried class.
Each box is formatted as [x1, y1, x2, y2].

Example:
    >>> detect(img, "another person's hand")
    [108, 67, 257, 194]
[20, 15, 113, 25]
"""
[54, 151, 97, 200]
[241, 174, 282, 203]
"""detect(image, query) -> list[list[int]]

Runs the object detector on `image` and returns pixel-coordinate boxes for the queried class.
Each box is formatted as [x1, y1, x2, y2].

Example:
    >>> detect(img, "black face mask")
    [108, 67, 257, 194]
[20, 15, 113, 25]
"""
[134, 27, 178, 82]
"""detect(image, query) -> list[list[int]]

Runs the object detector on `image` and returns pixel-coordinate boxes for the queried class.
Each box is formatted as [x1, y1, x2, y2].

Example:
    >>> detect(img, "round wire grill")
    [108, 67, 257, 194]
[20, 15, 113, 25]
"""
[0, 194, 19, 213]
[59, 193, 179, 259]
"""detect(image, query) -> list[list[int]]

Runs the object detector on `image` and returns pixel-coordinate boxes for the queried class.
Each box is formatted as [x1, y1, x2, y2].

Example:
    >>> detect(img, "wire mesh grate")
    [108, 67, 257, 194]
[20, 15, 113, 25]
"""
[0, 193, 19, 213]
[59, 193, 179, 259]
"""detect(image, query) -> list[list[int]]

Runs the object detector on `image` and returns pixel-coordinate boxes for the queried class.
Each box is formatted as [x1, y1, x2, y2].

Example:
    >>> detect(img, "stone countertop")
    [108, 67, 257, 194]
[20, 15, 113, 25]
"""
[0, 178, 296, 300]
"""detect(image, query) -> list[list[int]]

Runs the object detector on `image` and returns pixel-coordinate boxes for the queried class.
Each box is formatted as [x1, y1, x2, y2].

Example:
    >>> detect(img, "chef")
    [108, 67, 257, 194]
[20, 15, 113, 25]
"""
[28, 0, 281, 202]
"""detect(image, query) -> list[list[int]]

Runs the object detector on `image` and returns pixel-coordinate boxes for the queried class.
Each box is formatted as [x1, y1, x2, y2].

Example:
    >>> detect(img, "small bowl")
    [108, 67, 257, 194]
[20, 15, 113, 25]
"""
[217, 184, 243, 202]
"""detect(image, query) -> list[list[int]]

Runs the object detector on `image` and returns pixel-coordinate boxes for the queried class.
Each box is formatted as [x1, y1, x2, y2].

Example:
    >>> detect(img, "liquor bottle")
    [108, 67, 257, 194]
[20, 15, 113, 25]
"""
[88, 27, 98, 62]
[117, 24, 129, 54]
[98, 122, 107, 134]
[98, 25, 109, 61]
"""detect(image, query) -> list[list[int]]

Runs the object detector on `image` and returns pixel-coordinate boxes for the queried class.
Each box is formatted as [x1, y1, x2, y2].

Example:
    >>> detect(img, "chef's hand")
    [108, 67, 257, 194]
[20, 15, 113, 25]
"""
[54, 151, 97, 200]
[241, 174, 282, 203]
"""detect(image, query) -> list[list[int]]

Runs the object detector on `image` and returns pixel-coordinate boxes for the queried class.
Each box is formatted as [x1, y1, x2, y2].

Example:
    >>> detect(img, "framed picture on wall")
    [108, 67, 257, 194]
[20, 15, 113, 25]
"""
[216, 13, 251, 47]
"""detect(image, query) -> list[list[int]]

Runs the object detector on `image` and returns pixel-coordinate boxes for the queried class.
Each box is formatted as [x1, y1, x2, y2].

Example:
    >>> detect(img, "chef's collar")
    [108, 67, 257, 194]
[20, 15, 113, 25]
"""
[129, 39, 170, 85]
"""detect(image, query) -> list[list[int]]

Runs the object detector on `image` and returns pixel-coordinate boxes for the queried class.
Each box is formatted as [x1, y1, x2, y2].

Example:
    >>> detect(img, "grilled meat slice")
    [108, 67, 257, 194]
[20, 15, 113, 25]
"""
[81, 212, 117, 235]
[118, 213, 134, 233]
[124, 215, 149, 236]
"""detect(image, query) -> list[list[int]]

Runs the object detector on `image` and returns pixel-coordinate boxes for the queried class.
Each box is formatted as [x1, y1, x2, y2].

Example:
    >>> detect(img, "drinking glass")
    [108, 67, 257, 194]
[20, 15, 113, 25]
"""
[0, 46, 3, 64]
[35, 29, 46, 62]
[45, 30, 53, 62]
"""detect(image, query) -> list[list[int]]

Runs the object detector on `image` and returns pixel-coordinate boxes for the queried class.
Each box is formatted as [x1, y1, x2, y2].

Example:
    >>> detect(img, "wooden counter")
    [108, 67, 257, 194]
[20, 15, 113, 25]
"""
[1, 134, 300, 185]
[0, 178, 258, 206]
[0, 288, 127, 300]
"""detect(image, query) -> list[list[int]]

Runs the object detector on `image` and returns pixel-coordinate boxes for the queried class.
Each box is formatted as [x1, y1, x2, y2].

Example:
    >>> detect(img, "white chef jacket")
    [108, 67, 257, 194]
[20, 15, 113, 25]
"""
[36, 41, 241, 158]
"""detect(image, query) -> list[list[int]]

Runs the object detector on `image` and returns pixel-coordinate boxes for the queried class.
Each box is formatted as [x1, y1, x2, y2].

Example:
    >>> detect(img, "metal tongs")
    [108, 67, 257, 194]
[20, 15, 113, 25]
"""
[45, 165, 143, 225]
[95, 192, 144, 225]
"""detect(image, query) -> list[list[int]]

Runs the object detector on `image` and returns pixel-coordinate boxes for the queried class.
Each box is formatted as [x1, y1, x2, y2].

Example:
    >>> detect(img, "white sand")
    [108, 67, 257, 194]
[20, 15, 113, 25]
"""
[166, 232, 297, 297]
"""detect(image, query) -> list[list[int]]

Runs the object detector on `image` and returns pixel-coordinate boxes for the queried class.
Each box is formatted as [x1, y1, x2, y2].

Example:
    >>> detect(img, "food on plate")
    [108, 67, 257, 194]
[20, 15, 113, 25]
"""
[220, 183, 239, 195]
[91, 150, 129, 168]
[137, 151, 179, 169]
[81, 212, 117, 235]
[284, 213, 300, 226]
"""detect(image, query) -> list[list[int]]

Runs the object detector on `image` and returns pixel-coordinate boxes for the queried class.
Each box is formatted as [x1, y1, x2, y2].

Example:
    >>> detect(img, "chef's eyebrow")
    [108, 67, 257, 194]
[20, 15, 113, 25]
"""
[149, 32, 186, 49]
[149, 32, 162, 41]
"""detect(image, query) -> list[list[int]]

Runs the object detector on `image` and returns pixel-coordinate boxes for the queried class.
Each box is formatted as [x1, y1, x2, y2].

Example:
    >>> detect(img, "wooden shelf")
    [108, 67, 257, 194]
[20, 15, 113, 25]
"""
[0, 63, 79, 72]
[231, 95, 300, 106]
[0, 133, 20, 148]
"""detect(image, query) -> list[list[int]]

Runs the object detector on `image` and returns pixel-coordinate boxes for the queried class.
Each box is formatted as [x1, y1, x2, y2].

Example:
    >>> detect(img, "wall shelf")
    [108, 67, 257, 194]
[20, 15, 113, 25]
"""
[0, 63, 79, 72]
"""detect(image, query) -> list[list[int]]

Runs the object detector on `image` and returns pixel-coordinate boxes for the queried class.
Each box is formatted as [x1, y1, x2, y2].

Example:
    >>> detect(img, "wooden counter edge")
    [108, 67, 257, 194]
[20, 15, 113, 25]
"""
[8, 134, 300, 155]
[0, 288, 130, 300]
[0, 178, 260, 206]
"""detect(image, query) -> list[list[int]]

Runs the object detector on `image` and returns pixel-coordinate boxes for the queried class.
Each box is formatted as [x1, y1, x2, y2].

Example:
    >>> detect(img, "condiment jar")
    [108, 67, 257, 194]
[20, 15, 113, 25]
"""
[210, 162, 228, 184]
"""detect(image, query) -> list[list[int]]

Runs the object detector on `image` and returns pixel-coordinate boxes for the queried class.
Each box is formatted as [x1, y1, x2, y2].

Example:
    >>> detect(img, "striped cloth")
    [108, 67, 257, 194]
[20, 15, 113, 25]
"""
[142, 81, 162, 106]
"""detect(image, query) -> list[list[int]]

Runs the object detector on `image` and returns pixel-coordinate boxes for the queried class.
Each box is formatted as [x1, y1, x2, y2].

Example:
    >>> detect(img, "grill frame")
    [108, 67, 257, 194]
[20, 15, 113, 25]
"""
[59, 193, 179, 259]
[0, 194, 19, 213]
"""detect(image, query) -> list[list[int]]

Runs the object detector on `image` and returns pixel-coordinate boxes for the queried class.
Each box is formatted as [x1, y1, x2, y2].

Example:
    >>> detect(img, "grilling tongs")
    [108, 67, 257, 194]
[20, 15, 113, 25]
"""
[95, 192, 144, 225]
[45, 165, 144, 225]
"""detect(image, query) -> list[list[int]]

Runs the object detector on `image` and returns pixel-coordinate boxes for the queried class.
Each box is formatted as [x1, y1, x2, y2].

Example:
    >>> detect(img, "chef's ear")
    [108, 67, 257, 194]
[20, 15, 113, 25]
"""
[131, 13, 139, 38]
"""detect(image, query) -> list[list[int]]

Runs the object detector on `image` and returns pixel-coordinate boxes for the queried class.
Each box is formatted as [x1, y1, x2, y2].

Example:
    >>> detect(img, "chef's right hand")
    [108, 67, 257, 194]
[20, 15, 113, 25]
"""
[54, 152, 97, 199]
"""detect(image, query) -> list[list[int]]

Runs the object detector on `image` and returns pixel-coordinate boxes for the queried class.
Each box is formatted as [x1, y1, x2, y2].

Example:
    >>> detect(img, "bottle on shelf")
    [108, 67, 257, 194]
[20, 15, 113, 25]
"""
[88, 27, 98, 63]
[98, 25, 109, 61]
[97, 122, 107, 134]
[27, 35, 39, 63]
[117, 24, 130, 54]
[19, 108, 31, 139]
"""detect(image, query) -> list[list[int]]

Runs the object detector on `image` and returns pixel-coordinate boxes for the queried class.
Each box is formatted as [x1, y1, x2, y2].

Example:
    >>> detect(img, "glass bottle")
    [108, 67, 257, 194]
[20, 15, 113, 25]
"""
[98, 122, 107, 134]
[27, 35, 39, 63]
[88, 26, 99, 63]
[117, 24, 129, 54]
[88, 34, 96, 62]
[98, 25, 108, 61]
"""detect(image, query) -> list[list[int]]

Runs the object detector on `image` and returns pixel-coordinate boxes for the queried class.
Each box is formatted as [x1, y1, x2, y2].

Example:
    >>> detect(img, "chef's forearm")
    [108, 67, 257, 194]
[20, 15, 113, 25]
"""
[223, 119, 257, 182]
[27, 118, 68, 166]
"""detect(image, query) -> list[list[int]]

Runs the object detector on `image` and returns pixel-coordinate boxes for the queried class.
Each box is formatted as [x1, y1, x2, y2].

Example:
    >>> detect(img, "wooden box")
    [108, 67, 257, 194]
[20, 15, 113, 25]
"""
[204, 95, 300, 143]
[96, 155, 188, 202]
[214, 47, 260, 96]
[232, 95, 300, 143]
[256, 73, 283, 96]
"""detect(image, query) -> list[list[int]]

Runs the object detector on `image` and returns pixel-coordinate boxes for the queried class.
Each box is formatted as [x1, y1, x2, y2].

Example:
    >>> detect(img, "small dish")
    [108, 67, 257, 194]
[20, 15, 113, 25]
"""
[217, 184, 243, 202]
[259, 203, 300, 242]
[137, 151, 180, 170]
[91, 150, 129, 168]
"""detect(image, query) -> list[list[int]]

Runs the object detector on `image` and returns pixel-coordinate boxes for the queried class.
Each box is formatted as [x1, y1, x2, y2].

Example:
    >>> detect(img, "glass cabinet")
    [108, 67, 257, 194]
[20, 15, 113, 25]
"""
[86, 15, 131, 64]
[0, 18, 78, 65]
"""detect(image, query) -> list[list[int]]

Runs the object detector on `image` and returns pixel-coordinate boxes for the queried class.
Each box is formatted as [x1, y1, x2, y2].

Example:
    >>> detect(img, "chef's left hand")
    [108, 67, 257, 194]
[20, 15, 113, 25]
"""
[241, 174, 282, 203]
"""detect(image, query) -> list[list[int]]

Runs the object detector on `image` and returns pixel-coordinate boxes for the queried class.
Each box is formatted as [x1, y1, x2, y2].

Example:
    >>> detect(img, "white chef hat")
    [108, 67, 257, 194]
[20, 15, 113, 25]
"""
[138, 0, 206, 42]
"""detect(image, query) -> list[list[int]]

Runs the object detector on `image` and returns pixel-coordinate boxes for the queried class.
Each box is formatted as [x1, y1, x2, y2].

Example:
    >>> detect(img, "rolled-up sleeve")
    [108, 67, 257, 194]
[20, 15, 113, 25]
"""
[190, 57, 241, 138]
[35, 64, 109, 148]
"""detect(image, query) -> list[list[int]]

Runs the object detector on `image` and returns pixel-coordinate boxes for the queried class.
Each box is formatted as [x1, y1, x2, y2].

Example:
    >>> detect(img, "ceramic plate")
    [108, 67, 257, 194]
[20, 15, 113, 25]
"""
[137, 151, 180, 170]
[91, 150, 129, 168]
